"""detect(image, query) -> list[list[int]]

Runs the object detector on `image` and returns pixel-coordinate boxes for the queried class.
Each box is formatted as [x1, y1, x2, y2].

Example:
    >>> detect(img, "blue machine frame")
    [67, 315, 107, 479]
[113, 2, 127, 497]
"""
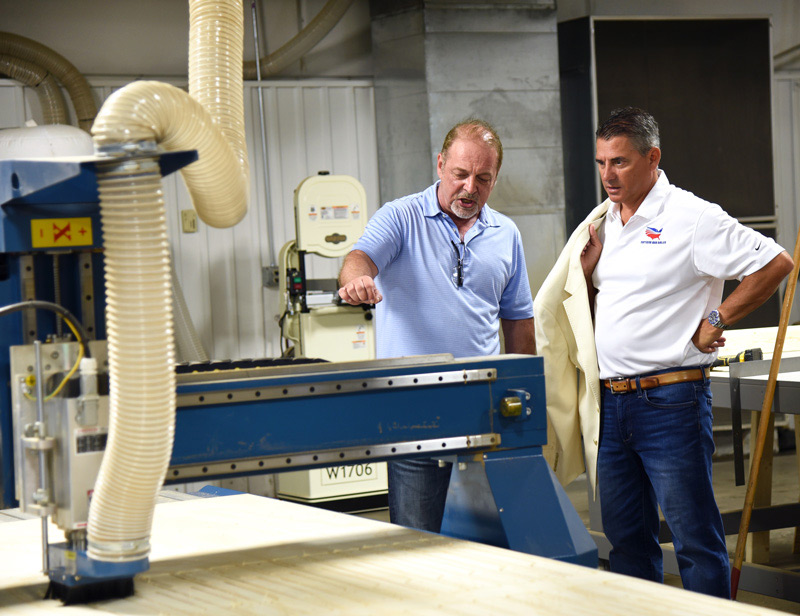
[163, 352, 596, 567]
[1, 154, 596, 600]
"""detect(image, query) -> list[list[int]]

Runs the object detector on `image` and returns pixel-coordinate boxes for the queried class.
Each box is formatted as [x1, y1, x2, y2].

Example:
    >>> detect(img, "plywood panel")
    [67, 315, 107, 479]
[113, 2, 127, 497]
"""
[0, 494, 785, 615]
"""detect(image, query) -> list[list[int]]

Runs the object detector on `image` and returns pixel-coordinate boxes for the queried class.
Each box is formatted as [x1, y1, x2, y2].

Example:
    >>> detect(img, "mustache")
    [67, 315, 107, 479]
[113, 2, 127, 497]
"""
[455, 192, 478, 202]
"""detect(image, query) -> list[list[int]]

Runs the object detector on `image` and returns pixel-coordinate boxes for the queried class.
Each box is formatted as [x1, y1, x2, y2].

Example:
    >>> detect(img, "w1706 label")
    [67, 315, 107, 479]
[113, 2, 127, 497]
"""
[319, 463, 377, 485]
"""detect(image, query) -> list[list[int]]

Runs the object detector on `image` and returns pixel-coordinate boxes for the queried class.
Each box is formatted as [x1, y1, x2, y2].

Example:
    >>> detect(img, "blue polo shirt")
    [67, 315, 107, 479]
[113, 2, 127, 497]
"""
[354, 181, 533, 359]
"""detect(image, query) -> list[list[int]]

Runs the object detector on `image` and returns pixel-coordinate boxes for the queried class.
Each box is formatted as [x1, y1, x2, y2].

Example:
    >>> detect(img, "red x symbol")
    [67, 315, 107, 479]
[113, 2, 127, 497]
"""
[53, 222, 71, 242]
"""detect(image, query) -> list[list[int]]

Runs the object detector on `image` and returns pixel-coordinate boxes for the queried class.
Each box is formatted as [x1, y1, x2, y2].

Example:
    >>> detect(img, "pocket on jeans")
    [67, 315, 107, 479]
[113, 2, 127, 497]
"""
[641, 382, 698, 409]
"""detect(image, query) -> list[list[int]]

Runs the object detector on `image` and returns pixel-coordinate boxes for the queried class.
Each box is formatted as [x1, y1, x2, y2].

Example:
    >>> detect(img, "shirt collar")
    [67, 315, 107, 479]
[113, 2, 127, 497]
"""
[423, 180, 501, 228]
[608, 170, 670, 223]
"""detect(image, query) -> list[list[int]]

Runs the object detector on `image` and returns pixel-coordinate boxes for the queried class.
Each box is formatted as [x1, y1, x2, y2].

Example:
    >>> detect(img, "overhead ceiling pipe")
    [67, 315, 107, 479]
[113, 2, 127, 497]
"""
[243, 0, 355, 79]
[0, 55, 68, 125]
[87, 0, 249, 562]
[0, 32, 97, 131]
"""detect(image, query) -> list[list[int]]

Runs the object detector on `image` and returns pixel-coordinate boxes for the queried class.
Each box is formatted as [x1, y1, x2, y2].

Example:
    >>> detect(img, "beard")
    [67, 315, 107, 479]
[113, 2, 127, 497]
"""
[449, 193, 480, 219]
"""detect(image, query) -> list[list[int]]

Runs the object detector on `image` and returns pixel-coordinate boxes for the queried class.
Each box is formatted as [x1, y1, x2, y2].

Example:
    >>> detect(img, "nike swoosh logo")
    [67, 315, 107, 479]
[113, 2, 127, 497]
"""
[755, 242, 762, 251]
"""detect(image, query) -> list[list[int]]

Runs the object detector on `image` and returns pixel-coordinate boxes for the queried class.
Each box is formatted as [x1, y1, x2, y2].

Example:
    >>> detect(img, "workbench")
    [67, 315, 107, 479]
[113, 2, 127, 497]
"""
[0, 492, 788, 615]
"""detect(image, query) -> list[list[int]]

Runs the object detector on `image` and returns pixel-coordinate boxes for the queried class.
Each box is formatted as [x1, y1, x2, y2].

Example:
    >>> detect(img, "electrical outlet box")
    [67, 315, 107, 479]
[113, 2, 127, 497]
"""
[181, 209, 198, 233]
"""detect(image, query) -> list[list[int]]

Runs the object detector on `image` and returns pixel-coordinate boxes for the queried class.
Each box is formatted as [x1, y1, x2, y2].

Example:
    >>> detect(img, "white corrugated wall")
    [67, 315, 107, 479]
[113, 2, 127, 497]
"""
[0, 77, 380, 360]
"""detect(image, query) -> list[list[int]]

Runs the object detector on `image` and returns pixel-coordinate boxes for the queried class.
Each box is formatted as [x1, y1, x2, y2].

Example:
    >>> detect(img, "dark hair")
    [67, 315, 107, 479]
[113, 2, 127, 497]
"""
[441, 119, 503, 171]
[596, 107, 660, 156]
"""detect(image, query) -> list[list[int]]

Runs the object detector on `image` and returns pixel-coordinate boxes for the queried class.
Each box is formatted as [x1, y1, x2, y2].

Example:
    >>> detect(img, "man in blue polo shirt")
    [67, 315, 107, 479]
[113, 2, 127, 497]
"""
[338, 119, 535, 532]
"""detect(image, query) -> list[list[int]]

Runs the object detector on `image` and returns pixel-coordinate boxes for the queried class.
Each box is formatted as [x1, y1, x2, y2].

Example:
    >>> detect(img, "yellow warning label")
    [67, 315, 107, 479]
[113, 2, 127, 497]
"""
[31, 218, 94, 248]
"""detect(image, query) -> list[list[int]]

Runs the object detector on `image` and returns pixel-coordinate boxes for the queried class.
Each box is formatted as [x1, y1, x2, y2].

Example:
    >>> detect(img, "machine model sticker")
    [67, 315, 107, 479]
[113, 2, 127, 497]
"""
[31, 217, 94, 248]
[351, 204, 361, 219]
[76, 428, 108, 454]
[320, 463, 377, 485]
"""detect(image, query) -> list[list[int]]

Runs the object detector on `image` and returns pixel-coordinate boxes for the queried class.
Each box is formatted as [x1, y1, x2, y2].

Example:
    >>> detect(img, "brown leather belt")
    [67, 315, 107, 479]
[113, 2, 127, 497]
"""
[603, 368, 710, 394]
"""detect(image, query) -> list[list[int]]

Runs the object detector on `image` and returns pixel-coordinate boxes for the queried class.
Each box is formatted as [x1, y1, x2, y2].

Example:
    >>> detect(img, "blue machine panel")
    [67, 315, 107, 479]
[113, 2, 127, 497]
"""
[170, 355, 547, 471]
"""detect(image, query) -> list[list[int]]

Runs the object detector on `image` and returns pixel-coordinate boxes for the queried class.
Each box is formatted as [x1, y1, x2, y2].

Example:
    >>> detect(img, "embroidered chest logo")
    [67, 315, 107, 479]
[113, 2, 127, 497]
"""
[641, 226, 666, 245]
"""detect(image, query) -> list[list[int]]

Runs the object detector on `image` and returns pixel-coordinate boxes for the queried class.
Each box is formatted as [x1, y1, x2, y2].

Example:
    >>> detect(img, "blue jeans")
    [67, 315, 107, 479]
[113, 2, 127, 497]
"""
[598, 368, 730, 598]
[387, 458, 452, 532]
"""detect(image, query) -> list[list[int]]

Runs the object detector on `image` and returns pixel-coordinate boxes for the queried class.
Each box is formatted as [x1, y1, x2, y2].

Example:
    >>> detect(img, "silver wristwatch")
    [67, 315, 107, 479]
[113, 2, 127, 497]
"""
[707, 309, 729, 330]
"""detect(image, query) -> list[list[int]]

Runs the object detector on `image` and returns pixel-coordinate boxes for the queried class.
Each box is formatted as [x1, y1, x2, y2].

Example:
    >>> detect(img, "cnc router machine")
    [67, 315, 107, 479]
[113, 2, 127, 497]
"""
[0, 152, 596, 602]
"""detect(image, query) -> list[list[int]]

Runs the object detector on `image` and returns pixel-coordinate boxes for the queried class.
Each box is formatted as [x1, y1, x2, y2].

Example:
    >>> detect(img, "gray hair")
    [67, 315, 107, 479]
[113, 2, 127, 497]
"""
[596, 107, 660, 156]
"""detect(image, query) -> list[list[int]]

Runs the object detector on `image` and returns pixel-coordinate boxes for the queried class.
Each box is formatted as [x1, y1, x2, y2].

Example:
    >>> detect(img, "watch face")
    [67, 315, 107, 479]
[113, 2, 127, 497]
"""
[709, 310, 725, 329]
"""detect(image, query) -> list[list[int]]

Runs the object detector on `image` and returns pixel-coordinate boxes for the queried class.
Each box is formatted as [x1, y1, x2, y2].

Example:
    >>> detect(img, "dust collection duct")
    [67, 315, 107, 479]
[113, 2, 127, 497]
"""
[0, 55, 68, 126]
[86, 0, 250, 562]
[1, 0, 353, 563]
[0, 0, 353, 130]
[243, 0, 355, 78]
[0, 32, 97, 131]
[87, 0, 354, 561]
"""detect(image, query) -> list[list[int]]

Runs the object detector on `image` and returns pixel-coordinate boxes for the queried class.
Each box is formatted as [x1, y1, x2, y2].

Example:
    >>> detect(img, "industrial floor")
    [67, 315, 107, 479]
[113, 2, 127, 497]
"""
[356, 451, 800, 614]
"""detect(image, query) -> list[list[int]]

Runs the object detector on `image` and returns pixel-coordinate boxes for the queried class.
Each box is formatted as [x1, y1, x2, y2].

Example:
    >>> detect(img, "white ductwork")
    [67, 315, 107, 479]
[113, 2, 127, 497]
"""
[87, 0, 248, 562]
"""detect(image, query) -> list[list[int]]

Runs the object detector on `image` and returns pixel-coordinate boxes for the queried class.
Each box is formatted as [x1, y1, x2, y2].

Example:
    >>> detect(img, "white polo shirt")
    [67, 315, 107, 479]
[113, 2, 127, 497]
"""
[593, 170, 783, 379]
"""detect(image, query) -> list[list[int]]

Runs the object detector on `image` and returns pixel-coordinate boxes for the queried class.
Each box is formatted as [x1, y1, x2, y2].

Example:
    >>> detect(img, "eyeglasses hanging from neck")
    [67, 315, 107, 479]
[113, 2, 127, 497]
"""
[451, 240, 464, 287]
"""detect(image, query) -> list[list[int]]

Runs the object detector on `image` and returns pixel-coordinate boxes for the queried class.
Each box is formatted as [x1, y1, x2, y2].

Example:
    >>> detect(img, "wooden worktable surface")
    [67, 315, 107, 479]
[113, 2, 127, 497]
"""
[0, 493, 786, 615]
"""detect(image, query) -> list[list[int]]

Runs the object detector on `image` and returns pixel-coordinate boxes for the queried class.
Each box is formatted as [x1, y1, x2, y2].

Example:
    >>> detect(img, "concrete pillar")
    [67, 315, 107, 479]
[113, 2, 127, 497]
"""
[370, 0, 566, 294]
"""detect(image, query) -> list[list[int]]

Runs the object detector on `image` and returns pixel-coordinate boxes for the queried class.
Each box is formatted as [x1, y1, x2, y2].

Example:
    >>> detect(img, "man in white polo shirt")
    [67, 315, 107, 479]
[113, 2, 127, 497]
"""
[538, 107, 792, 598]
[338, 119, 535, 533]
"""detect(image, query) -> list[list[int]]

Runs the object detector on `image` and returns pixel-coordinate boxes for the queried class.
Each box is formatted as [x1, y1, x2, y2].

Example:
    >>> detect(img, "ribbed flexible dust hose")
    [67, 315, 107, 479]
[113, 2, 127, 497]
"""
[91, 81, 248, 228]
[87, 0, 248, 562]
[242, 0, 355, 79]
[189, 1, 248, 179]
[87, 158, 175, 561]
[0, 55, 68, 125]
[0, 32, 97, 131]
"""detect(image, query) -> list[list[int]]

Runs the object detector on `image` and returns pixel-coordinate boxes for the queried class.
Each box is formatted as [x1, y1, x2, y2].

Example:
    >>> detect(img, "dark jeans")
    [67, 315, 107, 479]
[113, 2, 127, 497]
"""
[387, 458, 452, 532]
[599, 367, 731, 598]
